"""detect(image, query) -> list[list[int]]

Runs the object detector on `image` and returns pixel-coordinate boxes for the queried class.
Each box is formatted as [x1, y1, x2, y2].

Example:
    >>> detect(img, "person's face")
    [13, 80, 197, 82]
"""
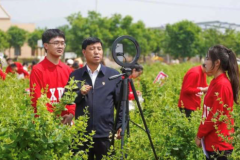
[7, 60, 13, 65]
[204, 54, 220, 76]
[83, 42, 103, 65]
[44, 36, 66, 58]
[131, 69, 142, 79]
[11, 67, 17, 72]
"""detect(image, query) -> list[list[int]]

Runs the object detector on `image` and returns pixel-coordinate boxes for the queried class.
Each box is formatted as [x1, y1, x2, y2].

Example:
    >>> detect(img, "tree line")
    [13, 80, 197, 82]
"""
[1, 11, 240, 60]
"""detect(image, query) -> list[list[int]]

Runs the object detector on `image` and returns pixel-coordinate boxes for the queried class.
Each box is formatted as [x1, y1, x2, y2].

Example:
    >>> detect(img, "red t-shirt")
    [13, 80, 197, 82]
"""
[17, 68, 29, 78]
[197, 73, 234, 151]
[128, 82, 134, 100]
[0, 69, 6, 80]
[30, 57, 75, 116]
[6, 62, 23, 74]
[121, 76, 135, 100]
[178, 66, 208, 110]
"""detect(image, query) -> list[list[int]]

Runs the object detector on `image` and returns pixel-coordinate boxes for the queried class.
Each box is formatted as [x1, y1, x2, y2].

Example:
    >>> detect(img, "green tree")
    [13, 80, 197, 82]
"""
[66, 11, 162, 62]
[163, 20, 202, 59]
[232, 31, 240, 55]
[58, 25, 72, 52]
[199, 29, 240, 56]
[149, 29, 165, 54]
[108, 14, 131, 40]
[199, 28, 222, 58]
[128, 21, 149, 60]
[0, 29, 9, 52]
[27, 29, 44, 56]
[7, 26, 27, 56]
[67, 11, 112, 57]
[127, 21, 163, 62]
[221, 29, 240, 55]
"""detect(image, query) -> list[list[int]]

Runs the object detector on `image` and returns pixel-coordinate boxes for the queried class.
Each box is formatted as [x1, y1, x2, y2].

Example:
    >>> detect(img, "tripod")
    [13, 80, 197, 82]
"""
[109, 68, 158, 160]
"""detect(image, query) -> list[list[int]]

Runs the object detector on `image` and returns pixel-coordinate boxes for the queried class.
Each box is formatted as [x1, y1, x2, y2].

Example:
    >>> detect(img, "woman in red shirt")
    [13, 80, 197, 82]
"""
[195, 45, 240, 160]
[128, 63, 143, 101]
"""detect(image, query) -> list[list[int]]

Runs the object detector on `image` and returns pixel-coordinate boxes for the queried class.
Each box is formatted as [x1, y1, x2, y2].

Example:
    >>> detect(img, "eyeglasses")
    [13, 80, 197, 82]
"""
[48, 41, 66, 47]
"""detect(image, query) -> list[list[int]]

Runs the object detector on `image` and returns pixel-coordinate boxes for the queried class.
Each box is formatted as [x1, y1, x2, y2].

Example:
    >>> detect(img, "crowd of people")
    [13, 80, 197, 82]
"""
[0, 28, 239, 160]
[0, 57, 84, 80]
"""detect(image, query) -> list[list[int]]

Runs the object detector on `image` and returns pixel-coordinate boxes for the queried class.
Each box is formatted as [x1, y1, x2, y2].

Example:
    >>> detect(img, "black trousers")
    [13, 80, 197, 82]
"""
[179, 108, 194, 118]
[206, 150, 233, 160]
[73, 137, 111, 160]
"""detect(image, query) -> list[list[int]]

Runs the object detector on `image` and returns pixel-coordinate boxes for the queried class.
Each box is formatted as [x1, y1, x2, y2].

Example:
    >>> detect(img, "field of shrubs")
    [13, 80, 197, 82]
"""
[1, 62, 240, 159]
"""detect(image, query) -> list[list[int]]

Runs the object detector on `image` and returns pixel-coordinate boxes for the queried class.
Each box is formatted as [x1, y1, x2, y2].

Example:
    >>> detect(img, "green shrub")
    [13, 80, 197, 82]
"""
[1, 63, 240, 159]
[0, 75, 93, 160]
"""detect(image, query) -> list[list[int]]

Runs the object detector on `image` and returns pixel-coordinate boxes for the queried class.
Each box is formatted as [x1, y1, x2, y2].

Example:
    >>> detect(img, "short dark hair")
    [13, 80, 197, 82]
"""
[10, 63, 17, 69]
[72, 62, 80, 70]
[6, 58, 12, 62]
[32, 61, 37, 65]
[131, 63, 143, 72]
[82, 37, 102, 50]
[42, 29, 65, 44]
[42, 29, 65, 53]
[23, 62, 28, 66]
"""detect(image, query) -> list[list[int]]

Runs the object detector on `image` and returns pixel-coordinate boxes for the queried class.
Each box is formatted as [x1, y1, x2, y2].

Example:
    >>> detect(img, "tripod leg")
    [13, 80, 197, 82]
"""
[129, 79, 159, 160]
[112, 80, 124, 146]
[120, 78, 130, 159]
[127, 99, 130, 138]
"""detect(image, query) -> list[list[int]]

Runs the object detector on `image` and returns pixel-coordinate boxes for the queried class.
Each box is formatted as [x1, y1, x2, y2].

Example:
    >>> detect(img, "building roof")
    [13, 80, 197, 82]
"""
[0, 5, 10, 19]
[196, 21, 240, 32]
[150, 20, 240, 32]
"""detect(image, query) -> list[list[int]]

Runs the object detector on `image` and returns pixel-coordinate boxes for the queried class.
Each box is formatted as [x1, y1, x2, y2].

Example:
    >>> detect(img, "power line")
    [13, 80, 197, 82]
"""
[1, 0, 34, 1]
[128, 0, 240, 11]
[2, 0, 240, 11]
[0, 0, 29, 2]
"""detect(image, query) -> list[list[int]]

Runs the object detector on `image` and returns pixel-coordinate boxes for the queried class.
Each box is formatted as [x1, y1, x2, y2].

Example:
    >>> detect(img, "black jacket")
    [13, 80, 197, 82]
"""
[69, 65, 122, 138]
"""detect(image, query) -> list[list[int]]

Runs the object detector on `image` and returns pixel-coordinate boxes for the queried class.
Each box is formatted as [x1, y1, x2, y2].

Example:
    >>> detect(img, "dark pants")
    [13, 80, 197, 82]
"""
[179, 108, 194, 118]
[206, 150, 233, 160]
[73, 137, 111, 160]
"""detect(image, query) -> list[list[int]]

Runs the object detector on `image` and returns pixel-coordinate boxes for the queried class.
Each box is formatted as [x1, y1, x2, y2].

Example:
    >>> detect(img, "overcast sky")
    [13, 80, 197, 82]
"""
[1, 0, 240, 28]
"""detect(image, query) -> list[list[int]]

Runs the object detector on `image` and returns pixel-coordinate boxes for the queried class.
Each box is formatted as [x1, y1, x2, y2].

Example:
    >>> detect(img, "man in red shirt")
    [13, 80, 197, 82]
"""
[10, 63, 29, 78]
[178, 65, 208, 117]
[0, 69, 5, 80]
[0, 60, 6, 80]
[5, 58, 23, 74]
[30, 29, 75, 124]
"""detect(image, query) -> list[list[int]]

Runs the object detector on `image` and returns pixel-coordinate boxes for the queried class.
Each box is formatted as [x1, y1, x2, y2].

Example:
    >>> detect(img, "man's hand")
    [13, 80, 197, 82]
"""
[196, 92, 203, 97]
[62, 114, 74, 125]
[195, 136, 202, 148]
[137, 90, 142, 96]
[198, 87, 208, 93]
[80, 85, 92, 95]
[116, 128, 122, 139]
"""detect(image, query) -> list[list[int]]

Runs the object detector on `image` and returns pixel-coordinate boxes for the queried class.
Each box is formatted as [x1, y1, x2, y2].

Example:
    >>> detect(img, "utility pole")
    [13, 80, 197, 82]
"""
[95, 0, 98, 12]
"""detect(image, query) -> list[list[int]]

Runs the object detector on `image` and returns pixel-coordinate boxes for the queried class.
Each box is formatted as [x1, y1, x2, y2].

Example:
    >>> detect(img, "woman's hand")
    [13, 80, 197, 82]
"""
[195, 136, 202, 148]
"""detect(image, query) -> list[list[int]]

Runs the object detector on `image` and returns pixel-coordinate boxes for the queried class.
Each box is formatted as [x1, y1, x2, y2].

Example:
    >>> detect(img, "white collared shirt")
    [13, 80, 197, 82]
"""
[86, 64, 101, 88]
